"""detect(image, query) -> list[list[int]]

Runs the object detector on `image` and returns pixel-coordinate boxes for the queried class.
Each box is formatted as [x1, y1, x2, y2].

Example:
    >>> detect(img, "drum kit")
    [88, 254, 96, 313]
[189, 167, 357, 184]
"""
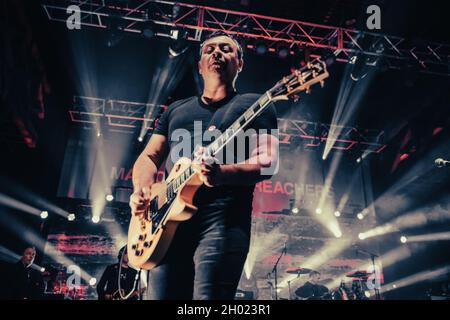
[280, 267, 375, 300]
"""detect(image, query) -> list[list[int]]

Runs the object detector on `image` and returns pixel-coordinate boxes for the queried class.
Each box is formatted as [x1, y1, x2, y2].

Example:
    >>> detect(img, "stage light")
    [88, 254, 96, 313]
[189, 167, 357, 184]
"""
[400, 236, 408, 244]
[277, 44, 290, 59]
[89, 278, 97, 286]
[40, 211, 49, 219]
[40, 267, 46, 273]
[137, 136, 144, 142]
[357, 213, 364, 220]
[404, 232, 450, 243]
[92, 216, 100, 224]
[255, 42, 267, 55]
[142, 24, 155, 39]
[315, 208, 322, 215]
[169, 29, 189, 58]
[291, 207, 299, 214]
[356, 157, 361, 163]
[334, 211, 341, 217]
[106, 194, 114, 202]
[364, 291, 371, 298]
[334, 230, 343, 238]
[67, 213, 76, 221]
[392, 284, 397, 289]
[358, 233, 366, 240]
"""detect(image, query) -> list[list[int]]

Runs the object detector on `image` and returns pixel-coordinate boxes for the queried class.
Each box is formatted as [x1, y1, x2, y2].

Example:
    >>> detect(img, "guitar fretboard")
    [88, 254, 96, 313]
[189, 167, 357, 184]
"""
[165, 92, 272, 200]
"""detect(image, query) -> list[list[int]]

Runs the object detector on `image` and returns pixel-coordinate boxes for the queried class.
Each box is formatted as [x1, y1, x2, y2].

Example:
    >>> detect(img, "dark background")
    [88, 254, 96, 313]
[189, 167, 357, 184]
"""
[1, 0, 449, 299]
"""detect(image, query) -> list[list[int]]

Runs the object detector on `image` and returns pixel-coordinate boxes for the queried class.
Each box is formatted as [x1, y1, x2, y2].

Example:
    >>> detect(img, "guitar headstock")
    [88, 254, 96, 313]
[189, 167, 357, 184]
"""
[268, 59, 330, 102]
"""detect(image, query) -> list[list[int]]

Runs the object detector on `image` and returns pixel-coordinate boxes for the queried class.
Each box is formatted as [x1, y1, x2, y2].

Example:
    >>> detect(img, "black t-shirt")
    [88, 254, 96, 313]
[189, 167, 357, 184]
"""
[153, 92, 277, 233]
[8, 261, 44, 300]
[295, 282, 329, 299]
[96, 264, 139, 300]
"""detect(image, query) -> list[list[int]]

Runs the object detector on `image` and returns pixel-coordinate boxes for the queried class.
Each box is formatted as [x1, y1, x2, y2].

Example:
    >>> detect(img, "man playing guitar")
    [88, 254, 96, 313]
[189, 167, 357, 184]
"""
[129, 31, 279, 300]
[97, 246, 145, 300]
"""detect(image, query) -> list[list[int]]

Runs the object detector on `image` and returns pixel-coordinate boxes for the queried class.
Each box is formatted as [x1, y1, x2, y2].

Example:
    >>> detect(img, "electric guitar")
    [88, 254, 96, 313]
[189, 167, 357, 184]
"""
[111, 287, 146, 300]
[127, 59, 330, 269]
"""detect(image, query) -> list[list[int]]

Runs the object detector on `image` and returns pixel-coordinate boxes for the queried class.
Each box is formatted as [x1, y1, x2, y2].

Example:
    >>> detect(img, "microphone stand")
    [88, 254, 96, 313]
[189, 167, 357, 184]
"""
[270, 243, 287, 300]
[288, 281, 292, 300]
[357, 248, 381, 300]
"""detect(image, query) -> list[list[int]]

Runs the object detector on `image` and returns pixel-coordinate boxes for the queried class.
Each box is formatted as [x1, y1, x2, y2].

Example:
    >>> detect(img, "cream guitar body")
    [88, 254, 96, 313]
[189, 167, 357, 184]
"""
[127, 59, 329, 270]
[128, 157, 203, 269]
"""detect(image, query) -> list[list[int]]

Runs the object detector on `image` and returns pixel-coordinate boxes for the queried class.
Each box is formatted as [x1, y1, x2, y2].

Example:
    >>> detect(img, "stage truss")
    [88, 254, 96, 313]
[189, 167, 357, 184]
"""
[42, 0, 450, 76]
[71, 96, 386, 155]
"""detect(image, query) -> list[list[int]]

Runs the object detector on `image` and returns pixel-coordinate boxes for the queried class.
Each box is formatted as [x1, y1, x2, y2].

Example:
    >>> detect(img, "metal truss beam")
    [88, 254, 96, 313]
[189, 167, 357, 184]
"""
[278, 118, 386, 155]
[70, 96, 167, 133]
[71, 96, 386, 155]
[42, 0, 450, 76]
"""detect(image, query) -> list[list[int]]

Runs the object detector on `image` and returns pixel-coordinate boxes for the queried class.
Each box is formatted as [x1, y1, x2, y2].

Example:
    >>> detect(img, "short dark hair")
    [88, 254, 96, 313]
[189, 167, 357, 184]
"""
[22, 246, 36, 254]
[199, 31, 243, 59]
[309, 270, 320, 278]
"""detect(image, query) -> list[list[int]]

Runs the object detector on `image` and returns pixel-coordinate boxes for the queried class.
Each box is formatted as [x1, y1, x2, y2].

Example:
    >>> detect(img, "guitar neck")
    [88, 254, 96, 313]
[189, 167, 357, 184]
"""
[166, 92, 273, 195]
[204, 92, 273, 157]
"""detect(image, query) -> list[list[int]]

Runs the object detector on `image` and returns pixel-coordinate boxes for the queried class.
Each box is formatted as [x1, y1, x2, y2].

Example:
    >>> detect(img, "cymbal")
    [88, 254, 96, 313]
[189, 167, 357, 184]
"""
[286, 267, 312, 275]
[346, 271, 373, 278]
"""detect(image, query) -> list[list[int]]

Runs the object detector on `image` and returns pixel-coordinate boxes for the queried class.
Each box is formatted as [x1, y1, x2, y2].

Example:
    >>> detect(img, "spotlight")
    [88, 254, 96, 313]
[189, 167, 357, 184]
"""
[92, 216, 100, 224]
[142, 26, 155, 39]
[169, 29, 189, 58]
[334, 211, 341, 217]
[315, 208, 322, 215]
[105, 20, 124, 48]
[89, 277, 97, 286]
[393, 284, 397, 289]
[334, 230, 343, 238]
[364, 291, 371, 298]
[357, 213, 364, 220]
[40, 211, 49, 219]
[255, 42, 267, 55]
[358, 233, 366, 240]
[105, 194, 114, 202]
[67, 213, 76, 221]
[291, 207, 299, 214]
[137, 136, 144, 142]
[356, 157, 361, 163]
[277, 44, 290, 59]
[400, 236, 408, 244]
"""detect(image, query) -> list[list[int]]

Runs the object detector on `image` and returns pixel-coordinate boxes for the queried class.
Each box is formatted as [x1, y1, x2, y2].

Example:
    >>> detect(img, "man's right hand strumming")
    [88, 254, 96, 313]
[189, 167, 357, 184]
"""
[129, 187, 152, 216]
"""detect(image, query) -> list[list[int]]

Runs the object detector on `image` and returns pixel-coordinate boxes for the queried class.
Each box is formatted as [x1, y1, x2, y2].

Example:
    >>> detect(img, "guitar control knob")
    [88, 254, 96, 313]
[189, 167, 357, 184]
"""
[138, 234, 144, 241]
[131, 244, 137, 250]
[143, 241, 150, 248]
[135, 250, 142, 257]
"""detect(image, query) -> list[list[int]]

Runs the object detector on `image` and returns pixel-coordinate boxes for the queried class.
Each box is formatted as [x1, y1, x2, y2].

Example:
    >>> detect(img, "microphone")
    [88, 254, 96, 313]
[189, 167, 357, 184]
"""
[435, 158, 450, 168]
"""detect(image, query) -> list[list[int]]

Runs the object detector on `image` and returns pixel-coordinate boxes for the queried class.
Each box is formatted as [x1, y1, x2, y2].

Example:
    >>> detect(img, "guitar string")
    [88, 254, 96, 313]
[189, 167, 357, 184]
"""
[142, 64, 321, 228]
[145, 96, 272, 229]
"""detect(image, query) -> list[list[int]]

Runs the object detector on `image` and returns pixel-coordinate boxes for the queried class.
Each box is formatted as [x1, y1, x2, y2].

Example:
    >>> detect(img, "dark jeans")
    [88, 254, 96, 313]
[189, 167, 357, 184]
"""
[147, 206, 250, 300]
